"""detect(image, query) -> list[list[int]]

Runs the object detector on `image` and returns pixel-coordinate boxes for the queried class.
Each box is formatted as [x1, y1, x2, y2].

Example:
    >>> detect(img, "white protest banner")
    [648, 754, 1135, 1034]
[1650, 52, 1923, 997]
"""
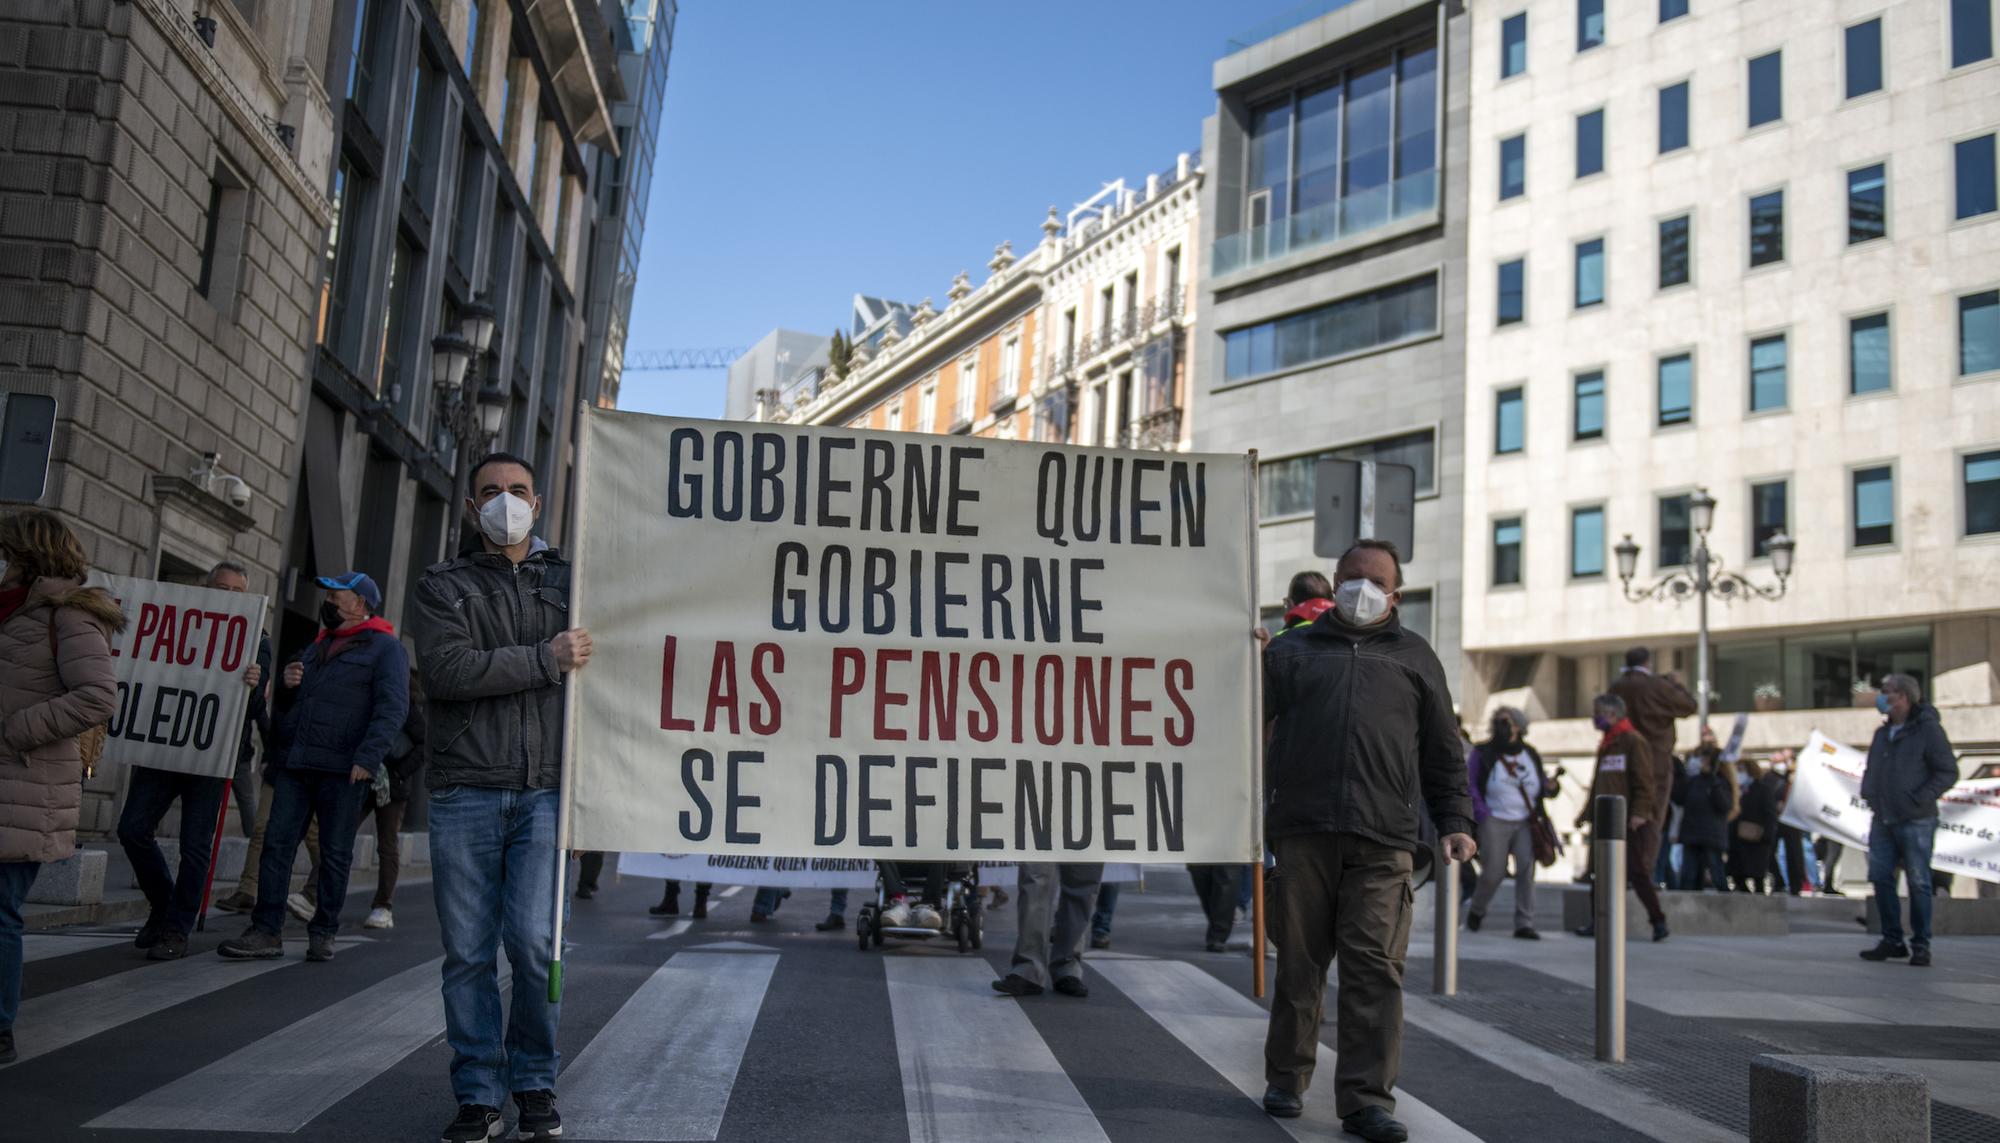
[96, 572, 266, 779]
[616, 853, 1148, 888]
[567, 409, 1261, 863]
[1783, 730, 2000, 884]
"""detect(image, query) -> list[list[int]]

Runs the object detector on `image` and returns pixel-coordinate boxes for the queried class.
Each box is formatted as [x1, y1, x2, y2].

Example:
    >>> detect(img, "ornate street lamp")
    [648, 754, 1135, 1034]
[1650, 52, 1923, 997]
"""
[1615, 485, 1794, 726]
[432, 297, 503, 554]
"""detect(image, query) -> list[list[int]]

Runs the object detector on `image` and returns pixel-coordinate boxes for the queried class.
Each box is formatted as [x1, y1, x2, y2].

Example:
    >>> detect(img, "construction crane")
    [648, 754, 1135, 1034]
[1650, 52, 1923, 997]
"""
[622, 348, 748, 371]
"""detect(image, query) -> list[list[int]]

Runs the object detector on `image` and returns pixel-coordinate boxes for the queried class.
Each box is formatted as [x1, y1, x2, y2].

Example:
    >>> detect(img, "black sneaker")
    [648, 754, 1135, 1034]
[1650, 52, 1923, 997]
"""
[691, 893, 708, 920]
[134, 917, 164, 950]
[440, 1103, 502, 1142]
[1090, 933, 1111, 950]
[513, 1089, 561, 1141]
[1205, 940, 1228, 953]
[1910, 947, 1932, 967]
[1573, 924, 1596, 938]
[1651, 922, 1670, 943]
[1513, 927, 1541, 940]
[574, 885, 595, 901]
[306, 932, 335, 962]
[649, 887, 679, 916]
[814, 914, 845, 931]
[1053, 976, 1089, 999]
[147, 929, 189, 961]
[1263, 1085, 1302, 1118]
[0, 1028, 15, 1067]
[1860, 939, 1910, 962]
[1342, 1105, 1410, 1142]
[990, 973, 1043, 997]
[218, 927, 283, 959]
[1465, 910, 1483, 932]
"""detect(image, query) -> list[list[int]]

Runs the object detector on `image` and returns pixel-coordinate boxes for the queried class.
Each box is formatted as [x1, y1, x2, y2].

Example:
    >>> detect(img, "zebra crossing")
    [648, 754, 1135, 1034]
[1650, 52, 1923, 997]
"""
[7, 929, 1490, 1142]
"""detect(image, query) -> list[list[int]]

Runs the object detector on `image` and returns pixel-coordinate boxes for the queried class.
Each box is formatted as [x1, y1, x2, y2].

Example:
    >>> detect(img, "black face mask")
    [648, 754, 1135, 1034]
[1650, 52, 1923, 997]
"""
[1492, 724, 1516, 745]
[318, 600, 344, 629]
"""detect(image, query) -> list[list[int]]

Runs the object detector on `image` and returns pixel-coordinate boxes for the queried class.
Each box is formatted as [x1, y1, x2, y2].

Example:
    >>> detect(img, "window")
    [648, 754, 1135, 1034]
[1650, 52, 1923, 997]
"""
[1501, 12, 1528, 78]
[1000, 335, 1022, 397]
[1852, 466, 1895, 547]
[1493, 517, 1524, 586]
[1572, 506, 1606, 577]
[1221, 274, 1438, 381]
[1849, 313, 1892, 395]
[1398, 589, 1434, 642]
[1748, 51, 1782, 127]
[1658, 214, 1691, 288]
[195, 162, 248, 315]
[1966, 451, 2000, 535]
[955, 356, 977, 426]
[1497, 259, 1525, 325]
[1658, 353, 1693, 426]
[1573, 371, 1605, 441]
[1659, 493, 1692, 568]
[1748, 189, 1784, 267]
[1499, 134, 1526, 200]
[1750, 334, 1788, 411]
[1956, 134, 1998, 220]
[1848, 164, 1887, 244]
[1162, 247, 1181, 307]
[1660, 0, 1689, 21]
[316, 156, 371, 366]
[886, 401, 902, 431]
[1576, 109, 1605, 178]
[401, 56, 440, 196]
[374, 234, 415, 399]
[918, 384, 937, 433]
[1495, 387, 1525, 454]
[345, 0, 383, 110]
[1578, 0, 1605, 51]
[1845, 19, 1883, 98]
[1752, 479, 1789, 556]
[1256, 430, 1438, 519]
[1658, 81, 1689, 153]
[1962, 290, 2000, 376]
[1574, 238, 1605, 307]
[1952, 0, 1993, 67]
[465, 0, 482, 79]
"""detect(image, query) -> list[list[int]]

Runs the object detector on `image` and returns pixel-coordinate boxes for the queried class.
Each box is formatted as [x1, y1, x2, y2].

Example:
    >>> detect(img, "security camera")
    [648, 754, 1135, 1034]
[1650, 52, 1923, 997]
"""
[218, 474, 251, 509]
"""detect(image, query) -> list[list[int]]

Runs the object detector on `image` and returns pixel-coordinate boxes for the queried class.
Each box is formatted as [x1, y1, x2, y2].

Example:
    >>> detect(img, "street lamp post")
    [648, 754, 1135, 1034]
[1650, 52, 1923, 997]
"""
[431, 298, 501, 556]
[1613, 487, 1796, 727]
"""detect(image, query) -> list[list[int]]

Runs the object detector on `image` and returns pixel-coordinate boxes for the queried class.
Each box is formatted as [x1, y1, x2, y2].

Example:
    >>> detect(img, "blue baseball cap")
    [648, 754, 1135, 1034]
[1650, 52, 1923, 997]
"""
[315, 571, 382, 611]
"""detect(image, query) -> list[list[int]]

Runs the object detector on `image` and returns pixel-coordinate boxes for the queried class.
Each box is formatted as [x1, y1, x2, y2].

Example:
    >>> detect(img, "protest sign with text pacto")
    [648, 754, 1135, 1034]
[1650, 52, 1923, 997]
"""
[567, 410, 1261, 862]
[96, 572, 267, 779]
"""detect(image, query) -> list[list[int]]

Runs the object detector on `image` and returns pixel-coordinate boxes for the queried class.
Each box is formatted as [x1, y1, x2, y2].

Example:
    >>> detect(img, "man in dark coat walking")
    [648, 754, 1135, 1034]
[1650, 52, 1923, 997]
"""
[1859, 674, 1960, 967]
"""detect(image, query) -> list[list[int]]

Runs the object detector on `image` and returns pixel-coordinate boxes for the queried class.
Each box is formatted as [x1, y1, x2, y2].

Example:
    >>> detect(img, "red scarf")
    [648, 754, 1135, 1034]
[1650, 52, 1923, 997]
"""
[1283, 598, 1334, 627]
[0, 584, 30, 627]
[1599, 717, 1635, 751]
[314, 616, 397, 646]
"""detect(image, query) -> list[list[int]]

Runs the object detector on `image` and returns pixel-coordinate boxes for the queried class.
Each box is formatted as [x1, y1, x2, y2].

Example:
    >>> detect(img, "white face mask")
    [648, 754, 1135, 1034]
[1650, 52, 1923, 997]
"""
[477, 492, 535, 547]
[1333, 577, 1393, 626]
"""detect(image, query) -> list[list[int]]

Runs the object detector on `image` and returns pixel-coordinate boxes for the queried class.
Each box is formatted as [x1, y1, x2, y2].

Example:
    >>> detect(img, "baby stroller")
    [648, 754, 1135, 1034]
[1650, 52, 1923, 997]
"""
[855, 861, 983, 952]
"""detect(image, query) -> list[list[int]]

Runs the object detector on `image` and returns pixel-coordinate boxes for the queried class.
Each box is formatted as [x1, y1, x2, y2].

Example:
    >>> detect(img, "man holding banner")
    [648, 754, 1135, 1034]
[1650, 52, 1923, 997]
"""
[412, 452, 588, 1143]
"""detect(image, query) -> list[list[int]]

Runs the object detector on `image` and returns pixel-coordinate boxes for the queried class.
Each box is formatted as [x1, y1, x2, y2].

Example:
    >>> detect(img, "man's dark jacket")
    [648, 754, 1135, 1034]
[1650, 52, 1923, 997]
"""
[1610, 667, 1696, 808]
[1860, 703, 1959, 824]
[410, 543, 571, 791]
[1262, 609, 1474, 850]
[274, 628, 408, 777]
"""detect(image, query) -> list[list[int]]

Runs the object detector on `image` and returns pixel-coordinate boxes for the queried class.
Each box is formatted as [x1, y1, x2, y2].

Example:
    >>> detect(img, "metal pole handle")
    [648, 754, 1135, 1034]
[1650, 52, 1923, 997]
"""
[1432, 849, 1458, 996]
[1593, 794, 1626, 1063]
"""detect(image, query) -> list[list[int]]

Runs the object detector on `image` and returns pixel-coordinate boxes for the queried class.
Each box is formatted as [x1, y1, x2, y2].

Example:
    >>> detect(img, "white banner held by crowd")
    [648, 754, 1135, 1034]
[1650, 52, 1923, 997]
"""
[567, 409, 1261, 862]
[617, 853, 1148, 889]
[96, 572, 267, 779]
[1783, 730, 2000, 884]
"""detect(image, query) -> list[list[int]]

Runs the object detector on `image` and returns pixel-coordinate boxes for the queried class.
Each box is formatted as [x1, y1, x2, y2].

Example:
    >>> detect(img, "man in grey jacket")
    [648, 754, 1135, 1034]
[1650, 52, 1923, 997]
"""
[411, 453, 591, 1143]
[1859, 673, 1960, 968]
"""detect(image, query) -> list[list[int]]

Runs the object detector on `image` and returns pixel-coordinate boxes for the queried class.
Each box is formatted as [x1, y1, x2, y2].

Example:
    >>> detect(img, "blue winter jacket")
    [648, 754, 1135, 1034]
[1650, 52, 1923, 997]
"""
[275, 625, 410, 777]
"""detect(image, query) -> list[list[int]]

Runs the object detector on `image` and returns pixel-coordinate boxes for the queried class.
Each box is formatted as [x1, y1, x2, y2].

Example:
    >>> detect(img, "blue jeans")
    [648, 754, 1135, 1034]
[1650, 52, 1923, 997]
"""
[1, 860, 38, 1031]
[827, 888, 849, 918]
[1868, 817, 1938, 951]
[1092, 882, 1120, 937]
[253, 768, 366, 938]
[118, 764, 230, 935]
[752, 886, 789, 915]
[431, 785, 561, 1106]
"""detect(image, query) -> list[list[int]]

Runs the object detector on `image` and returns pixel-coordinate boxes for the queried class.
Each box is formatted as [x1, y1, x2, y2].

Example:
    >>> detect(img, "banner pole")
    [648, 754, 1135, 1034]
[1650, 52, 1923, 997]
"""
[196, 780, 230, 932]
[549, 404, 592, 1004]
[1252, 860, 1267, 998]
[1245, 449, 1265, 999]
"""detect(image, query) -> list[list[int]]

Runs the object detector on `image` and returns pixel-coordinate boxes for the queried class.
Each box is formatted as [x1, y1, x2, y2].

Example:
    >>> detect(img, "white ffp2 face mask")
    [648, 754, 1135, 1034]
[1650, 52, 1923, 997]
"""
[477, 492, 535, 547]
[1334, 577, 1393, 626]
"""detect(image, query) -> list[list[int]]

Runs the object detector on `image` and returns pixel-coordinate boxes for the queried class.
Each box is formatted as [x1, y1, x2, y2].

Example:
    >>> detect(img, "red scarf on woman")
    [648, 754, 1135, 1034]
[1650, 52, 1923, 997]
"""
[1598, 717, 1636, 750]
[0, 584, 30, 627]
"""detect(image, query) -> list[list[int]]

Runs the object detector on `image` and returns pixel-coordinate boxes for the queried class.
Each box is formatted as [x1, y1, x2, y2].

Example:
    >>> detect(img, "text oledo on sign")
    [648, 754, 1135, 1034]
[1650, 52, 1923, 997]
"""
[96, 572, 267, 779]
[1783, 730, 2000, 884]
[566, 410, 1261, 862]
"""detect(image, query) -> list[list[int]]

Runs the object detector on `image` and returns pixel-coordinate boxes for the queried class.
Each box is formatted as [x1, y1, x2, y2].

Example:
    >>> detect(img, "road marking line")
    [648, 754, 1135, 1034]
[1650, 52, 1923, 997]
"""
[644, 919, 693, 940]
[85, 956, 468, 1133]
[718, 885, 743, 898]
[15, 952, 293, 1064]
[1094, 958, 1482, 1143]
[886, 957, 1111, 1143]
[558, 951, 777, 1141]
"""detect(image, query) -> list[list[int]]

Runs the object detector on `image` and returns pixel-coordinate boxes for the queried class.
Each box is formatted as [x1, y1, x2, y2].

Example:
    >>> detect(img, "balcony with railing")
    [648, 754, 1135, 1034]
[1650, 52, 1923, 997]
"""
[1224, 0, 1363, 54]
[1118, 406, 1184, 452]
[1212, 170, 1438, 278]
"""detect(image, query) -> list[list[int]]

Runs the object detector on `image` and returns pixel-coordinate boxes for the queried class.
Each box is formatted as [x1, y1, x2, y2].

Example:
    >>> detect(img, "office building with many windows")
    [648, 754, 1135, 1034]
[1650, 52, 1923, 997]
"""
[1193, 0, 1470, 680]
[1460, 0, 2000, 755]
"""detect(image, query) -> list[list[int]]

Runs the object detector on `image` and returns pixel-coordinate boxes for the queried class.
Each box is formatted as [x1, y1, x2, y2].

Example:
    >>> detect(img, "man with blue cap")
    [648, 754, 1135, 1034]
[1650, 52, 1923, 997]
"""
[218, 571, 407, 963]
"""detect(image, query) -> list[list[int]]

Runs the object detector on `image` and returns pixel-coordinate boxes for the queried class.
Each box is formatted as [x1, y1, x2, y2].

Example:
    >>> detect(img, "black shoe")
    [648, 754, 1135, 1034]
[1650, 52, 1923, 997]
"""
[749, 911, 770, 923]
[650, 888, 679, 917]
[0, 1028, 15, 1067]
[1053, 976, 1089, 999]
[1465, 911, 1483, 932]
[1513, 927, 1540, 940]
[1860, 939, 1910, 962]
[815, 914, 845, 931]
[1090, 933, 1111, 950]
[1205, 940, 1228, 953]
[990, 973, 1044, 997]
[1343, 1105, 1409, 1142]
[574, 885, 595, 901]
[147, 929, 189, 961]
[134, 917, 164, 950]
[1651, 922, 1670, 942]
[218, 927, 284, 959]
[513, 1089, 560, 1141]
[1572, 924, 1595, 938]
[1263, 1085, 1303, 1118]
[440, 1103, 502, 1142]
[1911, 947, 1932, 967]
[1822, 887, 1847, 897]
[692, 893, 709, 920]
[306, 932, 336, 962]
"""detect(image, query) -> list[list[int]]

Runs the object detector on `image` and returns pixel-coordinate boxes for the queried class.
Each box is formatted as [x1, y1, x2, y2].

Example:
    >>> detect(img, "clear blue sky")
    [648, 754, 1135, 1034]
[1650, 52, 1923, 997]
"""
[616, 0, 1304, 419]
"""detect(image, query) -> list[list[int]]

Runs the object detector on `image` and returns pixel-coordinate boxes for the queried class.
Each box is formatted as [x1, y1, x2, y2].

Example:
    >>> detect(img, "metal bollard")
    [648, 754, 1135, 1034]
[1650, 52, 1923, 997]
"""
[1593, 794, 1627, 1063]
[1432, 851, 1458, 995]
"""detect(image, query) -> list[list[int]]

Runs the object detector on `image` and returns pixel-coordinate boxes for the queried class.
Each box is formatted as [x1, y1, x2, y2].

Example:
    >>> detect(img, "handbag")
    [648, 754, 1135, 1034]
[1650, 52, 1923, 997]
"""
[1530, 808, 1562, 867]
[1735, 819, 1767, 843]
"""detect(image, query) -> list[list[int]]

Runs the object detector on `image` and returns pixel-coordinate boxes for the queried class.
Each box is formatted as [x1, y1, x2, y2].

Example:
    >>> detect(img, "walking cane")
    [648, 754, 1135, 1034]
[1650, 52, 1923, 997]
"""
[195, 783, 230, 932]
